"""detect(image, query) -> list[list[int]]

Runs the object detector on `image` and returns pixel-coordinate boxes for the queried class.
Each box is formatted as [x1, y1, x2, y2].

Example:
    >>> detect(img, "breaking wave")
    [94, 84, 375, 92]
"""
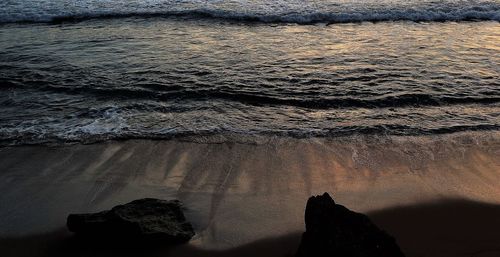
[1, 0, 499, 24]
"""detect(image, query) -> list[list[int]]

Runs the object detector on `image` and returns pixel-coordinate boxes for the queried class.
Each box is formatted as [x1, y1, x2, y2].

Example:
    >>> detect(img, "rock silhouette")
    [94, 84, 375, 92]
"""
[67, 198, 194, 243]
[296, 193, 405, 257]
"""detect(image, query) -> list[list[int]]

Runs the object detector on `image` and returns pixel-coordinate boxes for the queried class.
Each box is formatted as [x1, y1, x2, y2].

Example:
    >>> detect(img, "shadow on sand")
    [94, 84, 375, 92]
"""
[1, 198, 500, 257]
[368, 198, 500, 257]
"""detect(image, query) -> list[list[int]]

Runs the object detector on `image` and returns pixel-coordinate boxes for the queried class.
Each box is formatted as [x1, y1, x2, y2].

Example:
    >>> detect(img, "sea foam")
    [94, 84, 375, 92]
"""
[0, 0, 499, 24]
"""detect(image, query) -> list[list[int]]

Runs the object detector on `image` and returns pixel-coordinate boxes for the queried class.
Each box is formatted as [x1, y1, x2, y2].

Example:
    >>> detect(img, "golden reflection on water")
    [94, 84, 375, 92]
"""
[165, 21, 500, 79]
[0, 20, 498, 145]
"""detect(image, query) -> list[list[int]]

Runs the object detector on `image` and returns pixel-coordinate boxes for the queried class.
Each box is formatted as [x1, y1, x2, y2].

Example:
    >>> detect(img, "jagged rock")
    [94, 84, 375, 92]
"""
[296, 193, 405, 257]
[67, 198, 194, 243]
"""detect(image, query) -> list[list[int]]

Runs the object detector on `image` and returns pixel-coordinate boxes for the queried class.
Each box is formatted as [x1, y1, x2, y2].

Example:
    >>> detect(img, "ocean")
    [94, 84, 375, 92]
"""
[0, 0, 499, 145]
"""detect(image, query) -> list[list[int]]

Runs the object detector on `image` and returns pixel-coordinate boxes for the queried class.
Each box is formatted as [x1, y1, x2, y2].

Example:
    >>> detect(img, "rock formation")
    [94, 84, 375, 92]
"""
[296, 193, 405, 257]
[67, 198, 194, 243]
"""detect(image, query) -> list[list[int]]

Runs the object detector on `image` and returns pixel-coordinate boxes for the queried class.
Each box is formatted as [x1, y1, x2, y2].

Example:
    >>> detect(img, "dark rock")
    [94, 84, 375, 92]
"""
[67, 198, 194, 243]
[296, 193, 405, 257]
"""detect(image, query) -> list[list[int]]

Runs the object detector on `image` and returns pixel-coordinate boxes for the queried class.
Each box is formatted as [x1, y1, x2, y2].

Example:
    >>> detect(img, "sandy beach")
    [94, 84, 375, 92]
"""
[0, 132, 499, 257]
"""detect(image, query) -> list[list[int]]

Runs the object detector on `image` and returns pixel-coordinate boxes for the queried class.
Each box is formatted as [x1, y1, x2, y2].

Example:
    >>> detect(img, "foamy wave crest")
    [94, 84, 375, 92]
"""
[0, 0, 499, 24]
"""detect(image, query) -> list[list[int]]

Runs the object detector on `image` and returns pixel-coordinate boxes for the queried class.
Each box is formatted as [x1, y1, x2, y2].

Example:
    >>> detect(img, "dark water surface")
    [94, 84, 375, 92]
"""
[0, 18, 499, 145]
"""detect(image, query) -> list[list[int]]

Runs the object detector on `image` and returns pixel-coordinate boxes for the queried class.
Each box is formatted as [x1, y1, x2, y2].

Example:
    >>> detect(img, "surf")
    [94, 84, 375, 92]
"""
[1, 0, 499, 24]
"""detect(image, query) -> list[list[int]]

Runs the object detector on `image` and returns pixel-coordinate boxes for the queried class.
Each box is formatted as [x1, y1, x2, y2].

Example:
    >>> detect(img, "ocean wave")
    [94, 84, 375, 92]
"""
[0, 0, 499, 24]
[1, 121, 499, 146]
[38, 8, 500, 24]
[3, 81, 499, 109]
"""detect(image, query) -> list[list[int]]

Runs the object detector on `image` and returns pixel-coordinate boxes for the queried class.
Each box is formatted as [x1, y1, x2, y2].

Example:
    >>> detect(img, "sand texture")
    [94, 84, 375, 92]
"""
[0, 132, 499, 257]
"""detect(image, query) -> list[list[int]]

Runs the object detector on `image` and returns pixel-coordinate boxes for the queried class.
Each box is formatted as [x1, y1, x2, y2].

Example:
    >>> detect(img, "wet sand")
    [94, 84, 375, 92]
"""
[0, 132, 499, 256]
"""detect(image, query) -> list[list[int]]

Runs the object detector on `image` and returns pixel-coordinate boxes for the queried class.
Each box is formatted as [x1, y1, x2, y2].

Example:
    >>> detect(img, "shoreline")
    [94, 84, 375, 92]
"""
[1, 132, 499, 256]
[2, 129, 499, 147]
